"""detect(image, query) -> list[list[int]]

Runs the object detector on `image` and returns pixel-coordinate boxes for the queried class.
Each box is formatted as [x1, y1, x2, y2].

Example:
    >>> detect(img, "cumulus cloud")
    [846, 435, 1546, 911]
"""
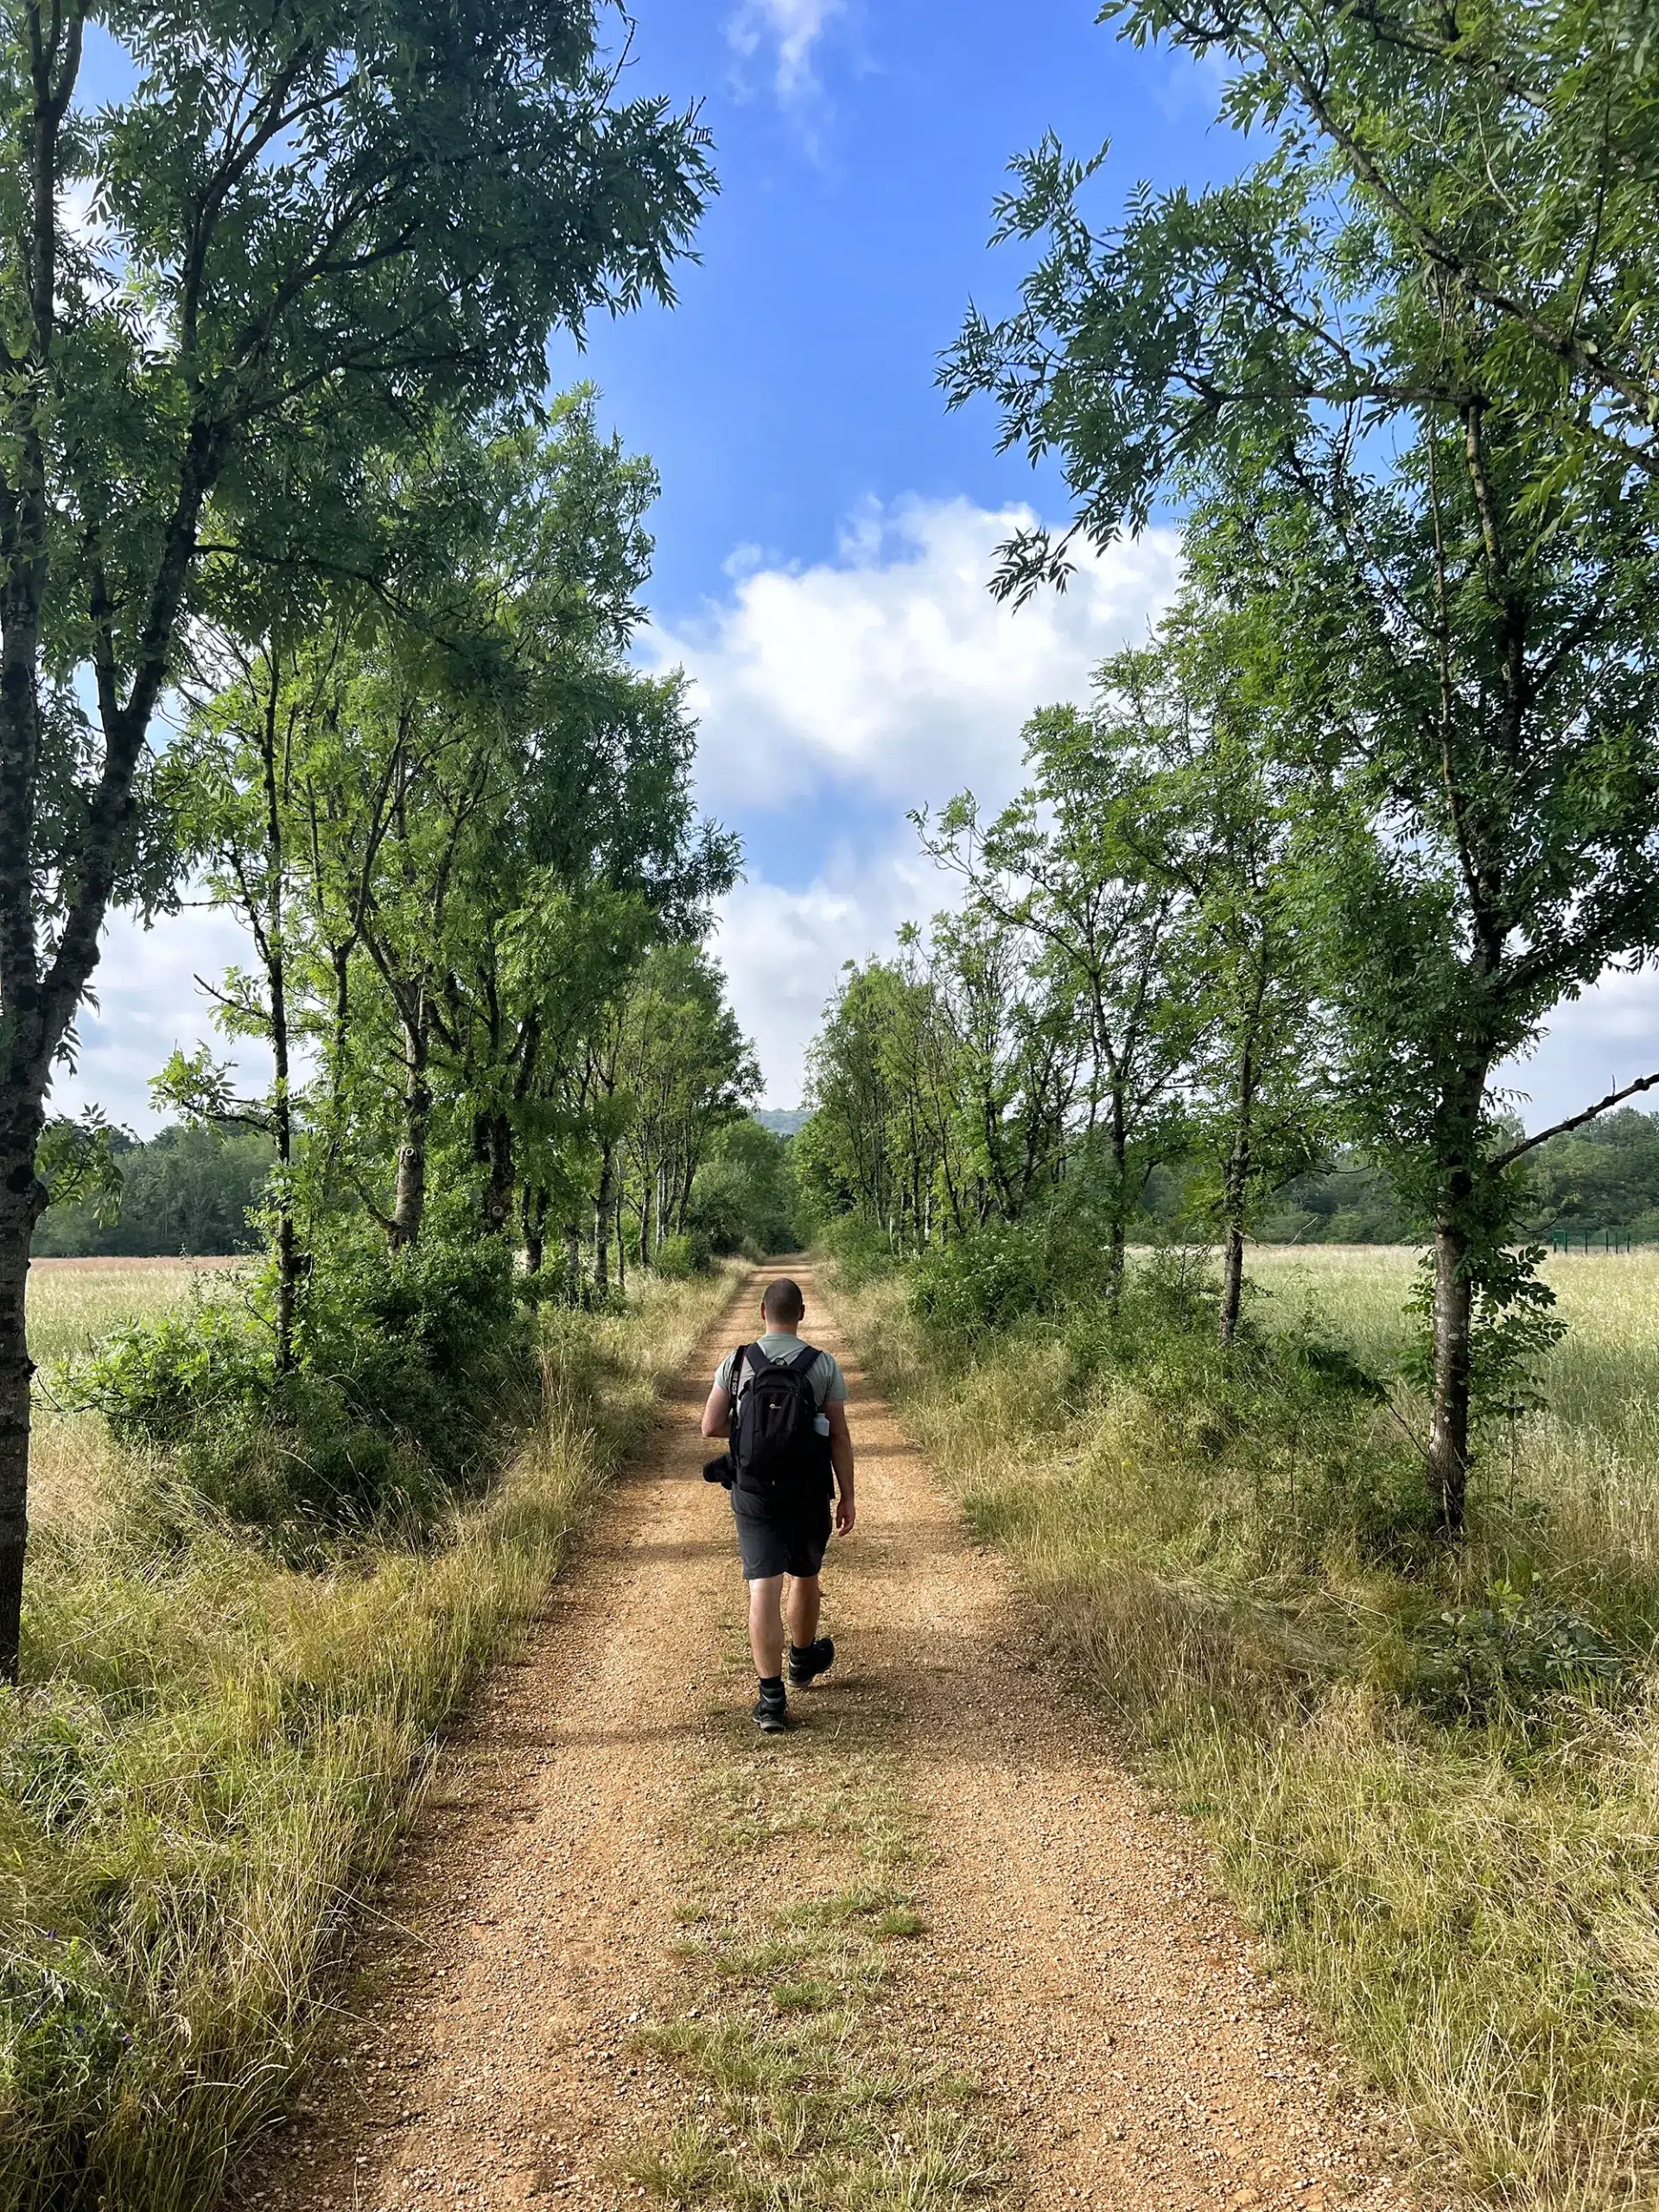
[725, 0, 844, 103]
[651, 494, 1183, 813]
[656, 493, 1183, 1103]
[1497, 968, 1659, 1134]
[712, 838, 947, 1109]
[48, 903, 261, 1135]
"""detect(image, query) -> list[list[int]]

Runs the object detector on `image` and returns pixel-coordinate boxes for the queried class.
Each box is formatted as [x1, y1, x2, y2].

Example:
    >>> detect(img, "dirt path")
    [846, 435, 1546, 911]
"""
[248, 1263, 1415, 2212]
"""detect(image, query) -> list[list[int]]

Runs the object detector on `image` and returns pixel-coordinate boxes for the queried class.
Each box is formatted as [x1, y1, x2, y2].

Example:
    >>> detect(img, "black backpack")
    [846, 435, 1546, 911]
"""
[728, 1343, 829, 1498]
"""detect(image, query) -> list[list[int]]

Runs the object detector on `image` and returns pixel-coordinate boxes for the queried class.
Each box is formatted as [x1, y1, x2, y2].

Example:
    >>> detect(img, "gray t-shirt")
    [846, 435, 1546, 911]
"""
[716, 1332, 848, 1408]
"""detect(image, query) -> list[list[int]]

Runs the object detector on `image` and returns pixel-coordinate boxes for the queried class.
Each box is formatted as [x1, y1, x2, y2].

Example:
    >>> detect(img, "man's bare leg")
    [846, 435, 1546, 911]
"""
[747, 1574, 787, 1680]
[785, 1574, 821, 1650]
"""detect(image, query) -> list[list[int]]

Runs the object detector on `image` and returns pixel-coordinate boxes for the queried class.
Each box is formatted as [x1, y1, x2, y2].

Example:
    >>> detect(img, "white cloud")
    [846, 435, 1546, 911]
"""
[1497, 967, 1659, 1135]
[713, 839, 944, 1109]
[726, 0, 844, 102]
[660, 492, 1182, 1105]
[652, 494, 1183, 812]
[48, 902, 262, 1135]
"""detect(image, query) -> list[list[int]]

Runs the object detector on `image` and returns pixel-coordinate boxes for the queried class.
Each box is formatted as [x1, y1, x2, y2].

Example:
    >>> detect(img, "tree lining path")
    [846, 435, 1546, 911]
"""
[249, 1262, 1415, 2212]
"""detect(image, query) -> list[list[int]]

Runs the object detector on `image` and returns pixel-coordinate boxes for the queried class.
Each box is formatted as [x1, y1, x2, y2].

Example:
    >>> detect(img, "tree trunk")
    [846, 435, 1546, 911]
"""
[315, 940, 354, 1202]
[389, 1015, 430, 1249]
[639, 1164, 652, 1267]
[0, 1141, 45, 1686]
[615, 1208, 626, 1294]
[1218, 1215, 1246, 1347]
[1426, 1215, 1473, 1535]
[1218, 978, 1266, 1349]
[482, 1113, 514, 1236]
[592, 1139, 613, 1291]
[1217, 1128, 1253, 1347]
[522, 1183, 548, 1276]
[1105, 1082, 1129, 1306]
[267, 952, 298, 1372]
[563, 1223, 582, 1300]
[258, 700, 301, 1370]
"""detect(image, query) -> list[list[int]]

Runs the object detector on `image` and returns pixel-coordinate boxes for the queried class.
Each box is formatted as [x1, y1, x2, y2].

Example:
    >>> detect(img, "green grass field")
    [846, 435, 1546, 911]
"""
[1248, 1245, 1659, 1582]
[26, 1260, 244, 1527]
[26, 1257, 237, 1366]
[833, 1243, 1659, 2212]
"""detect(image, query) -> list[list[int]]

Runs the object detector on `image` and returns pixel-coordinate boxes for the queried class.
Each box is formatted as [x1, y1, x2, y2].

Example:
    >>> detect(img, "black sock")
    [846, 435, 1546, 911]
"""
[790, 1642, 815, 1659]
[759, 1674, 785, 1694]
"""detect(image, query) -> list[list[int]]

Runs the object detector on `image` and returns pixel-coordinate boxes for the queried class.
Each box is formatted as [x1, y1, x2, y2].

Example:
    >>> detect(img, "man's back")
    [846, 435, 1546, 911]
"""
[701, 1278, 856, 1732]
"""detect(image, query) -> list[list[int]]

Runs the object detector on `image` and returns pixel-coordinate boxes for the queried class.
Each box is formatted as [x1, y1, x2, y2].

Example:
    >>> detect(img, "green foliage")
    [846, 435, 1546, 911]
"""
[0, 0, 724, 1689]
[688, 1118, 802, 1257]
[1105, 0, 1659, 491]
[1407, 1584, 1629, 1727]
[1403, 1243, 1567, 1428]
[72, 1236, 531, 1543]
[909, 1222, 1049, 1332]
[71, 1302, 273, 1453]
[813, 1211, 901, 1293]
[652, 1232, 712, 1281]
[34, 1125, 272, 1259]
[618, 943, 760, 1281]
[939, 0, 1659, 1522]
[34, 1117, 125, 1226]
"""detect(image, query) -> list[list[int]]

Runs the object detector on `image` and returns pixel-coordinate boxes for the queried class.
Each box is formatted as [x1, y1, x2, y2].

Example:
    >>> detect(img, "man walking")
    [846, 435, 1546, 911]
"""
[701, 1276, 856, 1732]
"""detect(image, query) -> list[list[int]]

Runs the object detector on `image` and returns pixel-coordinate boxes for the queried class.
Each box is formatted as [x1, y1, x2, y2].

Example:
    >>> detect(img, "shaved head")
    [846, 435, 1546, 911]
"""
[761, 1277, 805, 1326]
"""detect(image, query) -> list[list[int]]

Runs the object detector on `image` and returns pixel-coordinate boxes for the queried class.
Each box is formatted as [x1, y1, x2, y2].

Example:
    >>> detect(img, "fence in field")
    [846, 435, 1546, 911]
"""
[1548, 1229, 1640, 1254]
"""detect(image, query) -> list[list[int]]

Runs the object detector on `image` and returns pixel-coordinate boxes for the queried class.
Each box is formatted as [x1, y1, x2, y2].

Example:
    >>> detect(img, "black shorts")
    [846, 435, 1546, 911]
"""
[731, 1487, 832, 1580]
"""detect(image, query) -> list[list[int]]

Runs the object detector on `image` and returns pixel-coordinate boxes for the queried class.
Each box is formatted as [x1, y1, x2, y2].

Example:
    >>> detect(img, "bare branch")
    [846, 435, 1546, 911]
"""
[1491, 1068, 1659, 1167]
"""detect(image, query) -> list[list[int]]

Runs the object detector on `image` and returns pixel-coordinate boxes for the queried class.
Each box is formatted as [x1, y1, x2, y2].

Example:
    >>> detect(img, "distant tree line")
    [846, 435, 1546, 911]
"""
[36, 1093, 804, 1267]
[1147, 1111, 1659, 1249]
[34, 1125, 271, 1259]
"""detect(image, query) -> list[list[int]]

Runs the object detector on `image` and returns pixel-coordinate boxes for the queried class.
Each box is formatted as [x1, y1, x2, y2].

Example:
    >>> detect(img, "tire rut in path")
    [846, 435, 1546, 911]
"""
[248, 1263, 1415, 2212]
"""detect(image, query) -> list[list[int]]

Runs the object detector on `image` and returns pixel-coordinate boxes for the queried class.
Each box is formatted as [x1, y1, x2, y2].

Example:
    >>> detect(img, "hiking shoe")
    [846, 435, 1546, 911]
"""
[753, 1679, 791, 1733]
[787, 1637, 836, 1688]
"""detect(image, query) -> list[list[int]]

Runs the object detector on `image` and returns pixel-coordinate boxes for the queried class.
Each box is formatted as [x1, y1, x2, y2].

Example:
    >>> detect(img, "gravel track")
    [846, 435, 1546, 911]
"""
[247, 1262, 1415, 2212]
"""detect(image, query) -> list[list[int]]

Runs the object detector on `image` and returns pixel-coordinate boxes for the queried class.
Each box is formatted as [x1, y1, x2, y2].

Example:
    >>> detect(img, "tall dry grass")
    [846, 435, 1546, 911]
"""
[832, 1249, 1659, 2211]
[27, 1260, 241, 1530]
[2, 1259, 744, 2212]
[1249, 1247, 1659, 1594]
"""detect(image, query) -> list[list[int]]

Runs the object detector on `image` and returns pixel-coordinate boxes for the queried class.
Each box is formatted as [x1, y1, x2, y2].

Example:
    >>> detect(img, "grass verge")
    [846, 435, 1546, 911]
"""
[0, 1261, 744, 2212]
[627, 1650, 1007, 2210]
[830, 1257, 1659, 2212]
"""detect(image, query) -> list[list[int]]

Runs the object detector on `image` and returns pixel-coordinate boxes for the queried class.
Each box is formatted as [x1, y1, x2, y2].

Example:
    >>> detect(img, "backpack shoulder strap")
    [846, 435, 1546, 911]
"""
[787, 1344, 819, 1376]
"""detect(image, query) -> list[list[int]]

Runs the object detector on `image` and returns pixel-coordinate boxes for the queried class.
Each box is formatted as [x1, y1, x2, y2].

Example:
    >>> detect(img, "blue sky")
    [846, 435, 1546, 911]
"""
[68, 0, 1659, 1129]
[555, 1, 1234, 619]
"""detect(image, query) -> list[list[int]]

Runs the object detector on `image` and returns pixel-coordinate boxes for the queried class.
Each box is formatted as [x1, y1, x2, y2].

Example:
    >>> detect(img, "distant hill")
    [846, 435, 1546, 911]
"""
[754, 1107, 810, 1138]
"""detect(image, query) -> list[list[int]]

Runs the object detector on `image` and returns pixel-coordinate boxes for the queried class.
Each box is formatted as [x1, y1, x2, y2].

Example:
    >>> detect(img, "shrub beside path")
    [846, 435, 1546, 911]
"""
[248, 1262, 1420, 2212]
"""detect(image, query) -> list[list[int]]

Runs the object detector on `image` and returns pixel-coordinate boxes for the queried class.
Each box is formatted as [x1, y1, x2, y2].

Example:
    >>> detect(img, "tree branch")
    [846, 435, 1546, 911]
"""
[1491, 1069, 1659, 1167]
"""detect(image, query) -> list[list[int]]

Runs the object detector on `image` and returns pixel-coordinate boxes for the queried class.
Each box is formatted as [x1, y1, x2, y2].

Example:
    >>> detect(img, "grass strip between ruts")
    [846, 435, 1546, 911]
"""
[628, 1634, 1008, 2212]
